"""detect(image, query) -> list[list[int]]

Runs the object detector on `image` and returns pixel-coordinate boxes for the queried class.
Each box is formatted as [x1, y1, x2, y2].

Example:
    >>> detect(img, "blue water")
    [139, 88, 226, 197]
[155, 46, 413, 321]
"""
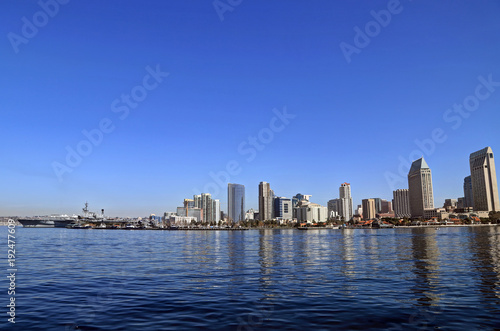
[1, 226, 499, 330]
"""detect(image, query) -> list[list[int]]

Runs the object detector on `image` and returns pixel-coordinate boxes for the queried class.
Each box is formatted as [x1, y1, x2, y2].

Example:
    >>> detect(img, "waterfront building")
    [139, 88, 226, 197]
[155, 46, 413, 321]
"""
[327, 199, 340, 219]
[274, 197, 293, 220]
[393, 189, 411, 218]
[408, 157, 434, 218]
[381, 199, 393, 213]
[183, 199, 195, 209]
[259, 182, 274, 221]
[355, 204, 363, 217]
[292, 193, 312, 207]
[176, 206, 203, 222]
[193, 193, 216, 223]
[443, 199, 457, 212]
[463, 176, 473, 208]
[167, 215, 197, 227]
[339, 183, 353, 222]
[213, 199, 220, 224]
[469, 147, 499, 212]
[296, 200, 328, 223]
[245, 209, 256, 220]
[228, 183, 245, 223]
[362, 199, 376, 220]
[372, 198, 382, 214]
[457, 197, 466, 209]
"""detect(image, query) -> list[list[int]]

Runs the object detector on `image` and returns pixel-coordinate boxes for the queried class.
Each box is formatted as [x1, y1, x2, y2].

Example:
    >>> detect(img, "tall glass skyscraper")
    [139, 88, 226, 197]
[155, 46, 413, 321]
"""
[228, 183, 245, 223]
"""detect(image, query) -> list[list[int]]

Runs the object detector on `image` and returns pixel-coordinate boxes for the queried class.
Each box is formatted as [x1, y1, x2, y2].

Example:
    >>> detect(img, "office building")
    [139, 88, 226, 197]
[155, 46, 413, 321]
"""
[193, 193, 216, 223]
[228, 183, 245, 223]
[339, 183, 353, 221]
[393, 189, 411, 218]
[362, 199, 376, 220]
[274, 197, 293, 220]
[408, 157, 434, 218]
[463, 176, 473, 208]
[381, 199, 393, 213]
[355, 204, 363, 217]
[296, 201, 328, 223]
[259, 182, 274, 221]
[328, 199, 340, 219]
[469, 147, 499, 212]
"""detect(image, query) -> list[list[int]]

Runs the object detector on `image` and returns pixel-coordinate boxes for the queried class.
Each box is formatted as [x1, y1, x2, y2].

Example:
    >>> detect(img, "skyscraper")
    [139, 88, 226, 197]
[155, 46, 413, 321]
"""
[213, 199, 220, 224]
[408, 157, 434, 218]
[228, 183, 245, 223]
[339, 183, 353, 221]
[193, 193, 216, 223]
[372, 198, 382, 214]
[362, 198, 376, 220]
[259, 182, 273, 221]
[393, 189, 411, 218]
[469, 147, 499, 212]
[463, 175, 473, 208]
[273, 197, 293, 220]
[327, 199, 340, 219]
[380, 199, 393, 213]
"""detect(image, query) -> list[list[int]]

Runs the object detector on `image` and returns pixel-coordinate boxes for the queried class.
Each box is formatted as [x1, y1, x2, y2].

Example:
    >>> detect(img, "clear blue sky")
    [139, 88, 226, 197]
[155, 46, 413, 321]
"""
[1, 0, 499, 217]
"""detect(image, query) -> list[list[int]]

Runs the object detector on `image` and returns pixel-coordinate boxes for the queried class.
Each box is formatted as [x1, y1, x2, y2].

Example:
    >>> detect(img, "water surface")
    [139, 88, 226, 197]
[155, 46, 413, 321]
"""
[2, 226, 499, 330]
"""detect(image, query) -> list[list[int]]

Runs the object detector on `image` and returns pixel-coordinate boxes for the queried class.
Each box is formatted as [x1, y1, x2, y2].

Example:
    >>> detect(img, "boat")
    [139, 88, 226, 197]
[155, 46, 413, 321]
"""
[18, 215, 77, 228]
[19, 202, 106, 229]
[67, 202, 107, 229]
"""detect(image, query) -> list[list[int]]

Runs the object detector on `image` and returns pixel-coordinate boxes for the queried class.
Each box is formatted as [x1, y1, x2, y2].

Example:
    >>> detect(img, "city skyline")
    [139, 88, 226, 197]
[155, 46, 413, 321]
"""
[4, 147, 498, 218]
[2, 1, 500, 217]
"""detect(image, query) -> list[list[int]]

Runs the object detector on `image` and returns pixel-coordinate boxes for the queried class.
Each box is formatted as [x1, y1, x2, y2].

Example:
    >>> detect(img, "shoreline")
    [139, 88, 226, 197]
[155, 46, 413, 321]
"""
[3, 223, 498, 230]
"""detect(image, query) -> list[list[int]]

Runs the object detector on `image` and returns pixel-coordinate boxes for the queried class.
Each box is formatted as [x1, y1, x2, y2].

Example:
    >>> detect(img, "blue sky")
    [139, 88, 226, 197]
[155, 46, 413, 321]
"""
[1, 0, 499, 217]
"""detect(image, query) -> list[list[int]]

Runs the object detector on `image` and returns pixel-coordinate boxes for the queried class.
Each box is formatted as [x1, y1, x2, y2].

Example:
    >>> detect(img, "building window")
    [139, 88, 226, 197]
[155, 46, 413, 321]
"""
[490, 153, 493, 158]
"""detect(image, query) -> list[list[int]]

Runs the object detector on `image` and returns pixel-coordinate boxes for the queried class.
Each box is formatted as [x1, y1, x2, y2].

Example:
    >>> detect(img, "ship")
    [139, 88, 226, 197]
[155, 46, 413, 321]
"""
[17, 215, 77, 228]
[18, 202, 104, 228]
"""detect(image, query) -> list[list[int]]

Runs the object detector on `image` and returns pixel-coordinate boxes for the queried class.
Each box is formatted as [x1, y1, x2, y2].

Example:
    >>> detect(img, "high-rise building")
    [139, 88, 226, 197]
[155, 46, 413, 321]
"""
[274, 197, 293, 220]
[362, 199, 376, 220]
[339, 183, 353, 221]
[463, 176, 473, 208]
[469, 147, 499, 212]
[259, 182, 274, 221]
[408, 157, 434, 218]
[393, 189, 411, 218]
[457, 197, 466, 209]
[228, 183, 245, 223]
[327, 199, 340, 219]
[372, 198, 382, 214]
[194, 193, 215, 223]
[213, 199, 220, 224]
[380, 199, 393, 213]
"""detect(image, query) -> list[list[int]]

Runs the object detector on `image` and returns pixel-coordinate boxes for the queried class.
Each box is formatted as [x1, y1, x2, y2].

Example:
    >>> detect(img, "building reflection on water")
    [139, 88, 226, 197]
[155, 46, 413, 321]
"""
[467, 226, 500, 309]
[410, 227, 441, 307]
